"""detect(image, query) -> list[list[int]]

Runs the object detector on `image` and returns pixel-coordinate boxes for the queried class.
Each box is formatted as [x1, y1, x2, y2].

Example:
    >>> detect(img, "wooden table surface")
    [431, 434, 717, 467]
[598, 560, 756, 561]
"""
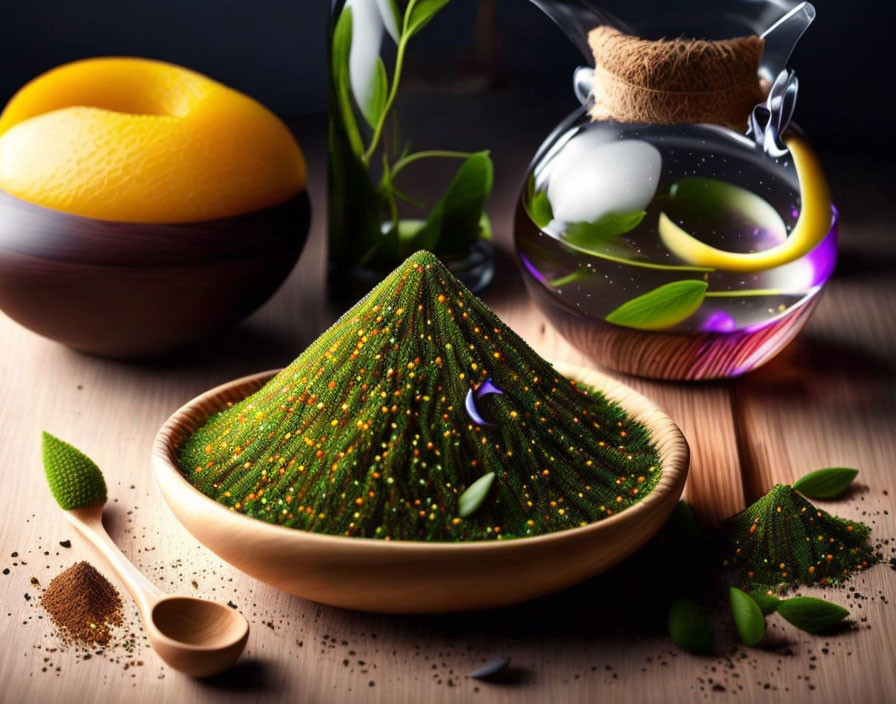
[2, 114, 894, 704]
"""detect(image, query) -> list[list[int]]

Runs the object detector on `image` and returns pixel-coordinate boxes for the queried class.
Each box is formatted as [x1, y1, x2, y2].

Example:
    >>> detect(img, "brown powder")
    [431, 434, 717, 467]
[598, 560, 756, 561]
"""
[41, 562, 123, 646]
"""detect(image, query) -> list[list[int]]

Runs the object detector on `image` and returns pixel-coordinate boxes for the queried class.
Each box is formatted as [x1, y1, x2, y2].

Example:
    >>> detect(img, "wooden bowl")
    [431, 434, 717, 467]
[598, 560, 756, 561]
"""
[152, 363, 689, 614]
[0, 188, 310, 359]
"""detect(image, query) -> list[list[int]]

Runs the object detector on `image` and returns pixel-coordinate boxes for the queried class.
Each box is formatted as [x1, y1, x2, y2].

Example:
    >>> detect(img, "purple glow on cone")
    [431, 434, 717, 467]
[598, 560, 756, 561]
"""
[465, 378, 504, 427]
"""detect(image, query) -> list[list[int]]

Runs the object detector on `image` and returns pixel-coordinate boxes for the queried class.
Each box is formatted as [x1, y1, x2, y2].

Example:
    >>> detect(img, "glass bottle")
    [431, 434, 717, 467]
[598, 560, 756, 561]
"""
[515, 0, 837, 380]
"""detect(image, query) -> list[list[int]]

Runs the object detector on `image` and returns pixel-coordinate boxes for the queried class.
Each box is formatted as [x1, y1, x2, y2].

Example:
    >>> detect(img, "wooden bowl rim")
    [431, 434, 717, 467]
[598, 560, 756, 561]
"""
[152, 362, 689, 553]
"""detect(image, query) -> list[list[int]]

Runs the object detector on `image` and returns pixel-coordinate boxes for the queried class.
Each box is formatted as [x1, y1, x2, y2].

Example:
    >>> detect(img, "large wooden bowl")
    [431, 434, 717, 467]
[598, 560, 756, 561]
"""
[0, 189, 310, 359]
[152, 363, 689, 613]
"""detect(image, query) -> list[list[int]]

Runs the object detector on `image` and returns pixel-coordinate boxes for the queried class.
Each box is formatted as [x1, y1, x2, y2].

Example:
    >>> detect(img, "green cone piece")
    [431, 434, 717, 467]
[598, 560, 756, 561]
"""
[723, 484, 878, 588]
[179, 251, 662, 541]
[42, 432, 107, 510]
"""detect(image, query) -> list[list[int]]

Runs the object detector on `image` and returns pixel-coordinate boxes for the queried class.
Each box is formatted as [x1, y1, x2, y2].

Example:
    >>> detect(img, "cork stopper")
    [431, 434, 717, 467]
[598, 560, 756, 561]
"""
[588, 26, 766, 130]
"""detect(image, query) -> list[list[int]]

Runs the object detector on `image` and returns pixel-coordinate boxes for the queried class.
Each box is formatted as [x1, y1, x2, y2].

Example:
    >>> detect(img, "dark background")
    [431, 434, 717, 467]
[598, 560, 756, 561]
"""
[1, 0, 893, 151]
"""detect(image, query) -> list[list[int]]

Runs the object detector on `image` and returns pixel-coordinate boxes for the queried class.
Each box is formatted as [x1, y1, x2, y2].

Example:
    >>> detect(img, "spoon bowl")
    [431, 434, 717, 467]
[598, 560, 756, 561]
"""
[63, 505, 250, 677]
[148, 596, 249, 677]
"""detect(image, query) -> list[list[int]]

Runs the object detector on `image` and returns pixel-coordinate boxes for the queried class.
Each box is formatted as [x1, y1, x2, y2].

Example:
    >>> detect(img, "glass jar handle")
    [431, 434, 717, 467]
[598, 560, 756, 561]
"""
[749, 70, 799, 157]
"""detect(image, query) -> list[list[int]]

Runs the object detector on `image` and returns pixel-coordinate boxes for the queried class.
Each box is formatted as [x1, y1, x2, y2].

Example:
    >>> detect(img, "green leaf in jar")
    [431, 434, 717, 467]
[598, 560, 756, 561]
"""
[667, 598, 713, 654]
[560, 211, 645, 257]
[774, 596, 849, 634]
[605, 280, 708, 331]
[792, 468, 859, 500]
[729, 588, 766, 646]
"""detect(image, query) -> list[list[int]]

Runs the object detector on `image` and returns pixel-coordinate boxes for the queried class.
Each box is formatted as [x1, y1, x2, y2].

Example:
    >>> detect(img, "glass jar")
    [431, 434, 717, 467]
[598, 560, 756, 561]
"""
[515, 0, 837, 380]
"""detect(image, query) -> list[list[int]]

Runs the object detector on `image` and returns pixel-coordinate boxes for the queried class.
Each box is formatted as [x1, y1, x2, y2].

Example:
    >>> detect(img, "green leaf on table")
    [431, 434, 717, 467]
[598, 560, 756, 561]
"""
[729, 588, 766, 646]
[775, 597, 849, 634]
[458, 472, 495, 518]
[605, 280, 708, 331]
[792, 468, 859, 500]
[400, 151, 493, 258]
[407, 0, 452, 38]
[748, 589, 781, 616]
[330, 6, 363, 156]
[360, 57, 389, 129]
[668, 599, 713, 654]
[561, 211, 645, 257]
[669, 500, 703, 539]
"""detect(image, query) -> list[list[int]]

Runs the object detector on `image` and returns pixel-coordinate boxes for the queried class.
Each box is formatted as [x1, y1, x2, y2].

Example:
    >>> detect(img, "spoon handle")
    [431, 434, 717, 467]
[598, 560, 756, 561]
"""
[65, 506, 164, 616]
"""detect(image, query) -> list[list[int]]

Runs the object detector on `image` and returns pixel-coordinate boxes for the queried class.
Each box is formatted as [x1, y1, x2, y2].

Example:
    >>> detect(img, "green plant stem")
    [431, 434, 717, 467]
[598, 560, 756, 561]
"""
[577, 250, 714, 273]
[363, 0, 418, 166]
[705, 289, 796, 298]
[391, 150, 475, 177]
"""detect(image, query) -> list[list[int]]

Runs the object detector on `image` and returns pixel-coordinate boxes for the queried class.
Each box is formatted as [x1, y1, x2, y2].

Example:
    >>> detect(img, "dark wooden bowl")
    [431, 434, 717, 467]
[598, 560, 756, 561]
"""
[0, 188, 310, 359]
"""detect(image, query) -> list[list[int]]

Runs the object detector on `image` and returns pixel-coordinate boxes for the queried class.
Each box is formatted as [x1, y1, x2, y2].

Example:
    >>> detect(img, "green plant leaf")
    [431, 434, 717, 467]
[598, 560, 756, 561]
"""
[458, 472, 495, 518]
[669, 500, 703, 539]
[748, 589, 781, 616]
[561, 211, 646, 257]
[401, 151, 493, 258]
[407, 0, 452, 38]
[729, 588, 766, 646]
[330, 6, 363, 156]
[668, 599, 713, 654]
[792, 468, 859, 500]
[774, 597, 849, 634]
[360, 57, 389, 129]
[523, 176, 554, 229]
[605, 280, 708, 331]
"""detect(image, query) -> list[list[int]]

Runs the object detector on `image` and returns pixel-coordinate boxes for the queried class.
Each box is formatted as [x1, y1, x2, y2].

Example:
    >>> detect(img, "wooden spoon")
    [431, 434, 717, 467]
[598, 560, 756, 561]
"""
[65, 505, 249, 677]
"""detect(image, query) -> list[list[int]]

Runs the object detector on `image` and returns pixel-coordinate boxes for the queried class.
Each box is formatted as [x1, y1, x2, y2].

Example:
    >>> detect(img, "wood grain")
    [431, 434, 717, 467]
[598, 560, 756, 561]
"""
[0, 117, 893, 704]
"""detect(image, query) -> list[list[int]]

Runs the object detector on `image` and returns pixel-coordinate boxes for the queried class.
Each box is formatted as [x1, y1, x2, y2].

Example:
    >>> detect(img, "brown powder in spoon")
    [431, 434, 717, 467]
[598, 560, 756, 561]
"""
[41, 562, 123, 646]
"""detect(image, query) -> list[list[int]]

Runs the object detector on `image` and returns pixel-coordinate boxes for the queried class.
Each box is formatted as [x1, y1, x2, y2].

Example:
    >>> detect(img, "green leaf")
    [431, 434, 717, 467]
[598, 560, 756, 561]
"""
[402, 151, 493, 258]
[524, 182, 553, 229]
[407, 0, 452, 38]
[330, 6, 364, 156]
[774, 597, 849, 634]
[748, 589, 780, 616]
[668, 599, 713, 654]
[792, 468, 859, 500]
[359, 57, 389, 129]
[729, 588, 766, 646]
[605, 280, 708, 331]
[458, 472, 495, 518]
[669, 500, 703, 539]
[561, 211, 646, 257]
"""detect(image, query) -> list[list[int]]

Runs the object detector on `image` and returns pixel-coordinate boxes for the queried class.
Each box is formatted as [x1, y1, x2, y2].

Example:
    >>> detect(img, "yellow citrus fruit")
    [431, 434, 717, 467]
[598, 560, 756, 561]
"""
[0, 57, 306, 223]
